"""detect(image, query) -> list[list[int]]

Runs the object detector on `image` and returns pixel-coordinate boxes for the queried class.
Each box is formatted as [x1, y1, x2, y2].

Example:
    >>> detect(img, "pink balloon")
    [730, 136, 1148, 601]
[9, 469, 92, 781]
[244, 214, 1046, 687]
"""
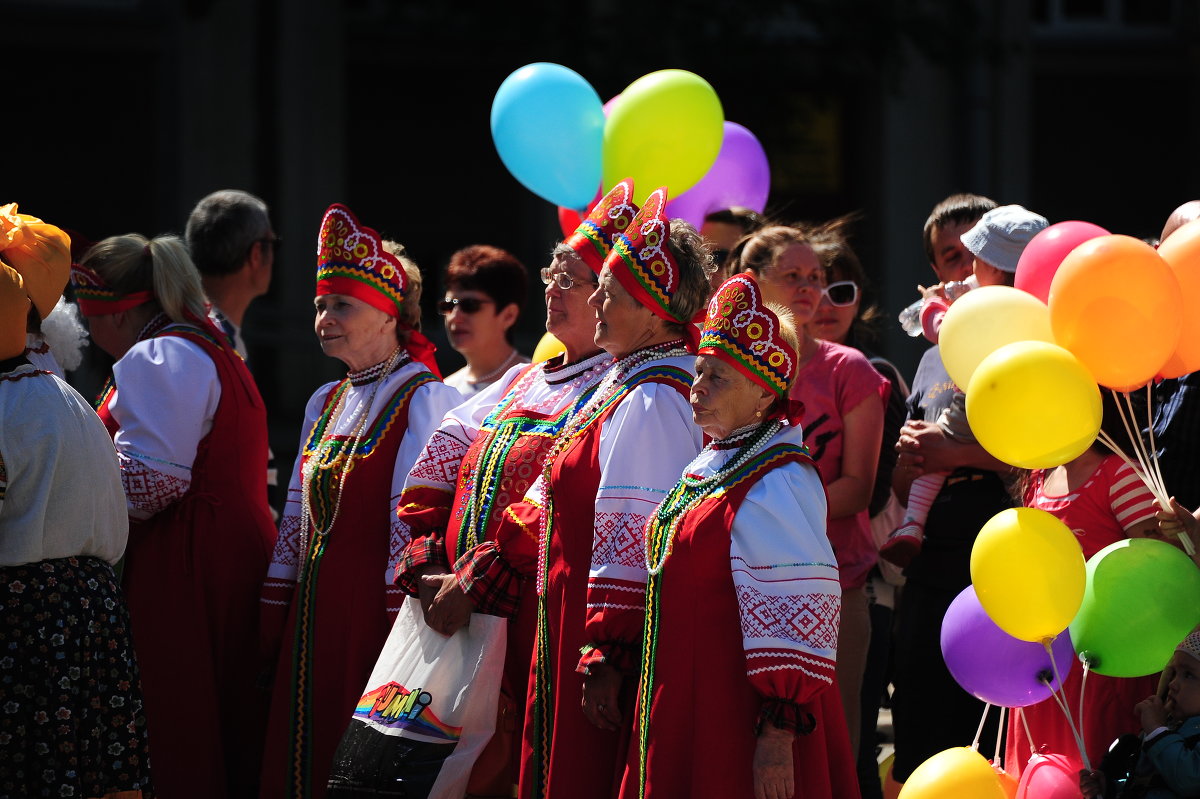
[1015, 221, 1109, 303]
[665, 121, 770, 228]
[603, 94, 622, 116]
[1015, 752, 1084, 799]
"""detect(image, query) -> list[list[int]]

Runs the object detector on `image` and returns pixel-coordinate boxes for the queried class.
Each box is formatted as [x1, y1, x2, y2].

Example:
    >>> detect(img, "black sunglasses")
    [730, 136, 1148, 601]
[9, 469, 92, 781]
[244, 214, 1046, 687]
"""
[254, 236, 282, 255]
[437, 297, 495, 315]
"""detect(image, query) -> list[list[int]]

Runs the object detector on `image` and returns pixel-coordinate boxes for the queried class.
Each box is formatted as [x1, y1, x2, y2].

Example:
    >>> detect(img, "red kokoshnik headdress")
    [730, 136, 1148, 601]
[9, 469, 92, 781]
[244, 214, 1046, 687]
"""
[604, 187, 702, 352]
[699, 273, 796, 399]
[564, 178, 639, 274]
[315, 203, 408, 317]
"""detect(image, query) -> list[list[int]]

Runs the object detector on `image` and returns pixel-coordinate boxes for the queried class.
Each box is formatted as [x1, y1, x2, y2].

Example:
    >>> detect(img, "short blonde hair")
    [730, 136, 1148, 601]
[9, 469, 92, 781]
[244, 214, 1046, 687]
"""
[765, 300, 800, 394]
[382, 239, 423, 337]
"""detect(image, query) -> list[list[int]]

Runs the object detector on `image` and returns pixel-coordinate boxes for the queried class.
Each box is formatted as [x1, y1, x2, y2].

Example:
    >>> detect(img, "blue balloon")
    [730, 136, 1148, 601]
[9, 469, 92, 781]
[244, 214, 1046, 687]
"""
[490, 63, 604, 211]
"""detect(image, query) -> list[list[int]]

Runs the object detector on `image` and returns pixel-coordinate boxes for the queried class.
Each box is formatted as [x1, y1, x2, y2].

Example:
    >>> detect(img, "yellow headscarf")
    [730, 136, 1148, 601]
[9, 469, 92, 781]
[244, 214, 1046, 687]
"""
[0, 203, 71, 320]
[0, 261, 30, 360]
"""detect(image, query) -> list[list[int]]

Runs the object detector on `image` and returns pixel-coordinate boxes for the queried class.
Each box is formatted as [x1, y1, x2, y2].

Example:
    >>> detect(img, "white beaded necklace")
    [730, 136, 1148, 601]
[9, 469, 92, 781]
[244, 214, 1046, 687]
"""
[534, 339, 689, 594]
[298, 346, 405, 573]
[469, 348, 521, 387]
[644, 419, 783, 576]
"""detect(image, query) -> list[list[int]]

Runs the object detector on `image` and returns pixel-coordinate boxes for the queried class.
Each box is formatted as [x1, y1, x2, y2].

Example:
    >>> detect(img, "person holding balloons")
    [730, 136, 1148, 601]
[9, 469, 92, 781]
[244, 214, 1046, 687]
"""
[1003, 391, 1162, 777]
[1080, 626, 1200, 799]
[730, 224, 887, 759]
[889, 211, 1016, 783]
[882, 205, 1048, 567]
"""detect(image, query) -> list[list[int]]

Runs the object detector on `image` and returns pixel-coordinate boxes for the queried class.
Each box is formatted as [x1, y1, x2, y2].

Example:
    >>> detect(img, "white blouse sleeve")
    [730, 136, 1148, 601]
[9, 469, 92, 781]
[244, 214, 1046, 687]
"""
[109, 337, 220, 520]
[585, 381, 703, 643]
[732, 460, 841, 700]
[386, 380, 471, 584]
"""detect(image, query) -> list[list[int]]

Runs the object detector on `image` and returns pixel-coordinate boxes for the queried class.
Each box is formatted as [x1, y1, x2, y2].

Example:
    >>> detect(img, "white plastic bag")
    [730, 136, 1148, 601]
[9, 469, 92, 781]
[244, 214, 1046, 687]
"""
[328, 597, 507, 799]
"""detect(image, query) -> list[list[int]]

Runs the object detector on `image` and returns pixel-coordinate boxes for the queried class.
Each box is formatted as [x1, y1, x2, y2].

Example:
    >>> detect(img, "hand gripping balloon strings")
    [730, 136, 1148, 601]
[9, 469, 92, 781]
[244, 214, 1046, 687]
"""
[1040, 637, 1092, 771]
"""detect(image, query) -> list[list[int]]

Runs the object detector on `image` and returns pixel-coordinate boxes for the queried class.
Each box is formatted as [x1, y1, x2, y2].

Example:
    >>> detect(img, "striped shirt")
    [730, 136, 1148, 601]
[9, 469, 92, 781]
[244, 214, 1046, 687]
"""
[1025, 455, 1157, 559]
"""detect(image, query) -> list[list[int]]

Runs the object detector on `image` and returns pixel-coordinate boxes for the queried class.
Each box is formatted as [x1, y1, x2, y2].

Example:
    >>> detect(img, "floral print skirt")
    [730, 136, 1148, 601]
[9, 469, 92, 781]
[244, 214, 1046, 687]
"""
[0, 555, 153, 798]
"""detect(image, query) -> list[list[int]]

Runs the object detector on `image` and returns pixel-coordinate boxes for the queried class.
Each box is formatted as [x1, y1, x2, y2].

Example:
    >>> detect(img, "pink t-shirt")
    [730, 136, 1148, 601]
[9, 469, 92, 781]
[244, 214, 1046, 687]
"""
[790, 340, 889, 589]
[1025, 455, 1157, 559]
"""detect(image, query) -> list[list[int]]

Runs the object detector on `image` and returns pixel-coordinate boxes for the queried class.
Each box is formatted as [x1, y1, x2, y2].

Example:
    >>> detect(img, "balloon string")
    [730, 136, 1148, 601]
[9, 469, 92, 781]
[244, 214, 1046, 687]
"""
[1043, 639, 1092, 771]
[1140, 384, 1194, 556]
[1144, 383, 1168, 498]
[1118, 388, 1166, 501]
[993, 704, 1006, 766]
[1105, 391, 1165, 505]
[972, 702, 993, 751]
[1116, 390, 1169, 505]
[1018, 706, 1037, 757]
[1079, 657, 1091, 751]
[1101, 391, 1193, 555]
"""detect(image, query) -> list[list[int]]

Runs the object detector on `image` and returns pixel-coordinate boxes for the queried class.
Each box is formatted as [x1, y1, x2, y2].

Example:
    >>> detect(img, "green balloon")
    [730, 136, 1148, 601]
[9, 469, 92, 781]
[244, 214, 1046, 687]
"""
[1070, 538, 1200, 677]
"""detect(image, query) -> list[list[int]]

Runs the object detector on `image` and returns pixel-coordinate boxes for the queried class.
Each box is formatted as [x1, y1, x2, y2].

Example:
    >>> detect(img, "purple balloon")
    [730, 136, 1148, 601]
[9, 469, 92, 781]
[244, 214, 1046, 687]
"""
[665, 121, 770, 228]
[941, 585, 1076, 708]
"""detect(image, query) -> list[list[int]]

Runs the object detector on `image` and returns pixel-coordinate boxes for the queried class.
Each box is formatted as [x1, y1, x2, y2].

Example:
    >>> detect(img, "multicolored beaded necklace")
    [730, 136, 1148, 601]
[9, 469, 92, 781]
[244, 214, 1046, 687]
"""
[637, 418, 783, 799]
[528, 338, 688, 799]
[297, 346, 406, 577]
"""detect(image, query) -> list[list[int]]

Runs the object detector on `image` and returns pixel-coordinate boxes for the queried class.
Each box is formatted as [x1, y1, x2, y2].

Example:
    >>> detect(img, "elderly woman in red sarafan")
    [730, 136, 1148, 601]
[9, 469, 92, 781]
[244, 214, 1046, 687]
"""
[610, 272, 857, 799]
[503, 188, 710, 799]
[258, 204, 461, 799]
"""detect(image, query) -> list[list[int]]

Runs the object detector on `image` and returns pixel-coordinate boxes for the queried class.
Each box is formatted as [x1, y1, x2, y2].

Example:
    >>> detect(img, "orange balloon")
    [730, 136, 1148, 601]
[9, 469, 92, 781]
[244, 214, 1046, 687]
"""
[993, 764, 1019, 799]
[1156, 219, 1200, 378]
[1048, 235, 1182, 391]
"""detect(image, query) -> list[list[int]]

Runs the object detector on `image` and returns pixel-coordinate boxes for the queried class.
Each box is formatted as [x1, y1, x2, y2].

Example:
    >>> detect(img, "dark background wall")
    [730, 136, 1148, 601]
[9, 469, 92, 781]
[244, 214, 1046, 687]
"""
[5, 0, 1198, 467]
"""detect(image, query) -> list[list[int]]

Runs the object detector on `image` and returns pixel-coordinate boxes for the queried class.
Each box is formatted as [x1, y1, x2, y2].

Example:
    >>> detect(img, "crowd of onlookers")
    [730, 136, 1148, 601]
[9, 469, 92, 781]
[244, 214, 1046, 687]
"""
[4, 187, 1200, 799]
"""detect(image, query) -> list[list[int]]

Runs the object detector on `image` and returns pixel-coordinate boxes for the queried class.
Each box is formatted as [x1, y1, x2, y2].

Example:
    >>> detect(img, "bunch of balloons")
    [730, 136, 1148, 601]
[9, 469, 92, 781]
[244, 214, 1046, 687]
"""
[908, 218, 1200, 795]
[939, 219, 1200, 470]
[490, 63, 771, 231]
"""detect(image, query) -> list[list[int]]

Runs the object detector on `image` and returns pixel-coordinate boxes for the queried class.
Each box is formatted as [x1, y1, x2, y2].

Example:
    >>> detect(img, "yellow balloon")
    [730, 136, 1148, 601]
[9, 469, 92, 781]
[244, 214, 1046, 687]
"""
[970, 507, 1086, 643]
[532, 332, 565, 363]
[602, 70, 724, 204]
[939, 286, 1054, 390]
[966, 341, 1101, 469]
[898, 747, 1006, 799]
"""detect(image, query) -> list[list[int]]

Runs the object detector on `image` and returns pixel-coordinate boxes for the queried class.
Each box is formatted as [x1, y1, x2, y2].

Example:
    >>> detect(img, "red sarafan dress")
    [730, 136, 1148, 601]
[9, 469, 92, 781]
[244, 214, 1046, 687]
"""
[498, 346, 702, 799]
[618, 422, 857, 799]
[259, 353, 461, 799]
[394, 350, 611, 792]
[98, 315, 276, 799]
